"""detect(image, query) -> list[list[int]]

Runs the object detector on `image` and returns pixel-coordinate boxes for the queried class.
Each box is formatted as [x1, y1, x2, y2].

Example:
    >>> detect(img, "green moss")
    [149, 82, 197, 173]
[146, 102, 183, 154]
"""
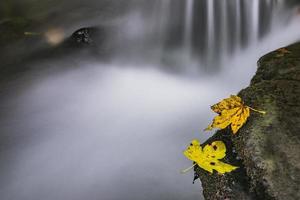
[0, 17, 31, 45]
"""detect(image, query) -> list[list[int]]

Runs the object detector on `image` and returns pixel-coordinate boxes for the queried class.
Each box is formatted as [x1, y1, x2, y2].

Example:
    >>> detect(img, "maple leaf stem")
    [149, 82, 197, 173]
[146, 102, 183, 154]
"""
[247, 106, 266, 114]
[180, 163, 197, 174]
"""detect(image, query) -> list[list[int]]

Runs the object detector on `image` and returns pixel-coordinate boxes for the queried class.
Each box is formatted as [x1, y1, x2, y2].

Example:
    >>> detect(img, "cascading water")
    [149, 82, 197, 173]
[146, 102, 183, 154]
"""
[0, 1, 299, 200]
[220, 0, 228, 58]
[119, 0, 291, 72]
[183, 0, 194, 59]
[252, 0, 260, 43]
[235, 0, 241, 51]
[206, 0, 215, 66]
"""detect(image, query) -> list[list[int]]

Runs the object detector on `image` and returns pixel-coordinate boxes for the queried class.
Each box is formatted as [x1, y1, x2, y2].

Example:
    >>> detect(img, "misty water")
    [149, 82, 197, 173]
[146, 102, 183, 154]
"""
[1, 1, 300, 200]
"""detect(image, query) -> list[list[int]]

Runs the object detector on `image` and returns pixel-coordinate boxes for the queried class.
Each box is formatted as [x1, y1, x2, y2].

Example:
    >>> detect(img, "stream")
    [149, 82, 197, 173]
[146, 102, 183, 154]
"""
[0, 1, 300, 200]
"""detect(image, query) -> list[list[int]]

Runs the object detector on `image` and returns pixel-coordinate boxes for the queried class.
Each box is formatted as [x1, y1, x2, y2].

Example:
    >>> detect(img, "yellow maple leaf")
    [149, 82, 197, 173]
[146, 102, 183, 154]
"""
[182, 139, 238, 174]
[206, 95, 266, 134]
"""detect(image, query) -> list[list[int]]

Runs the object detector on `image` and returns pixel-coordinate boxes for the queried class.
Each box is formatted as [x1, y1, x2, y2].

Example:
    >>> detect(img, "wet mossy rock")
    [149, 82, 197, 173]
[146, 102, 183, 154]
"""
[0, 17, 31, 46]
[197, 42, 300, 200]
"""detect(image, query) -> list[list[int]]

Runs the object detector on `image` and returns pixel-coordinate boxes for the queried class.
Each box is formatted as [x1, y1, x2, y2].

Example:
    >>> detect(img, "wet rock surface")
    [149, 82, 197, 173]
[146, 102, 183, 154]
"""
[0, 25, 110, 86]
[64, 27, 107, 49]
[0, 18, 31, 46]
[197, 42, 300, 200]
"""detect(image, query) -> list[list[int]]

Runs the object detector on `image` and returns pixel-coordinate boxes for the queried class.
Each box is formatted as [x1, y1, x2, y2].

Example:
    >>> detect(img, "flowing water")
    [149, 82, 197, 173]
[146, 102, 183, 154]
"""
[0, 1, 300, 200]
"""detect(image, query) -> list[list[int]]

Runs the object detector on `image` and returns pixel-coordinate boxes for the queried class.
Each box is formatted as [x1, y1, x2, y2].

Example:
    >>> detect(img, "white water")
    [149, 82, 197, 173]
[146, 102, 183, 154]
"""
[221, 0, 228, 60]
[235, 0, 241, 51]
[184, 0, 194, 58]
[252, 0, 260, 43]
[0, 1, 300, 200]
[207, 0, 215, 65]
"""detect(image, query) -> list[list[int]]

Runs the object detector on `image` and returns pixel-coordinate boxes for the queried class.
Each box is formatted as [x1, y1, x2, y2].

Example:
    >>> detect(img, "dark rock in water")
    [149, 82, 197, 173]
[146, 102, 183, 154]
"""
[70, 28, 94, 45]
[61, 26, 110, 56]
[24, 26, 109, 59]
[0, 25, 111, 85]
[197, 42, 300, 200]
[63, 27, 106, 47]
